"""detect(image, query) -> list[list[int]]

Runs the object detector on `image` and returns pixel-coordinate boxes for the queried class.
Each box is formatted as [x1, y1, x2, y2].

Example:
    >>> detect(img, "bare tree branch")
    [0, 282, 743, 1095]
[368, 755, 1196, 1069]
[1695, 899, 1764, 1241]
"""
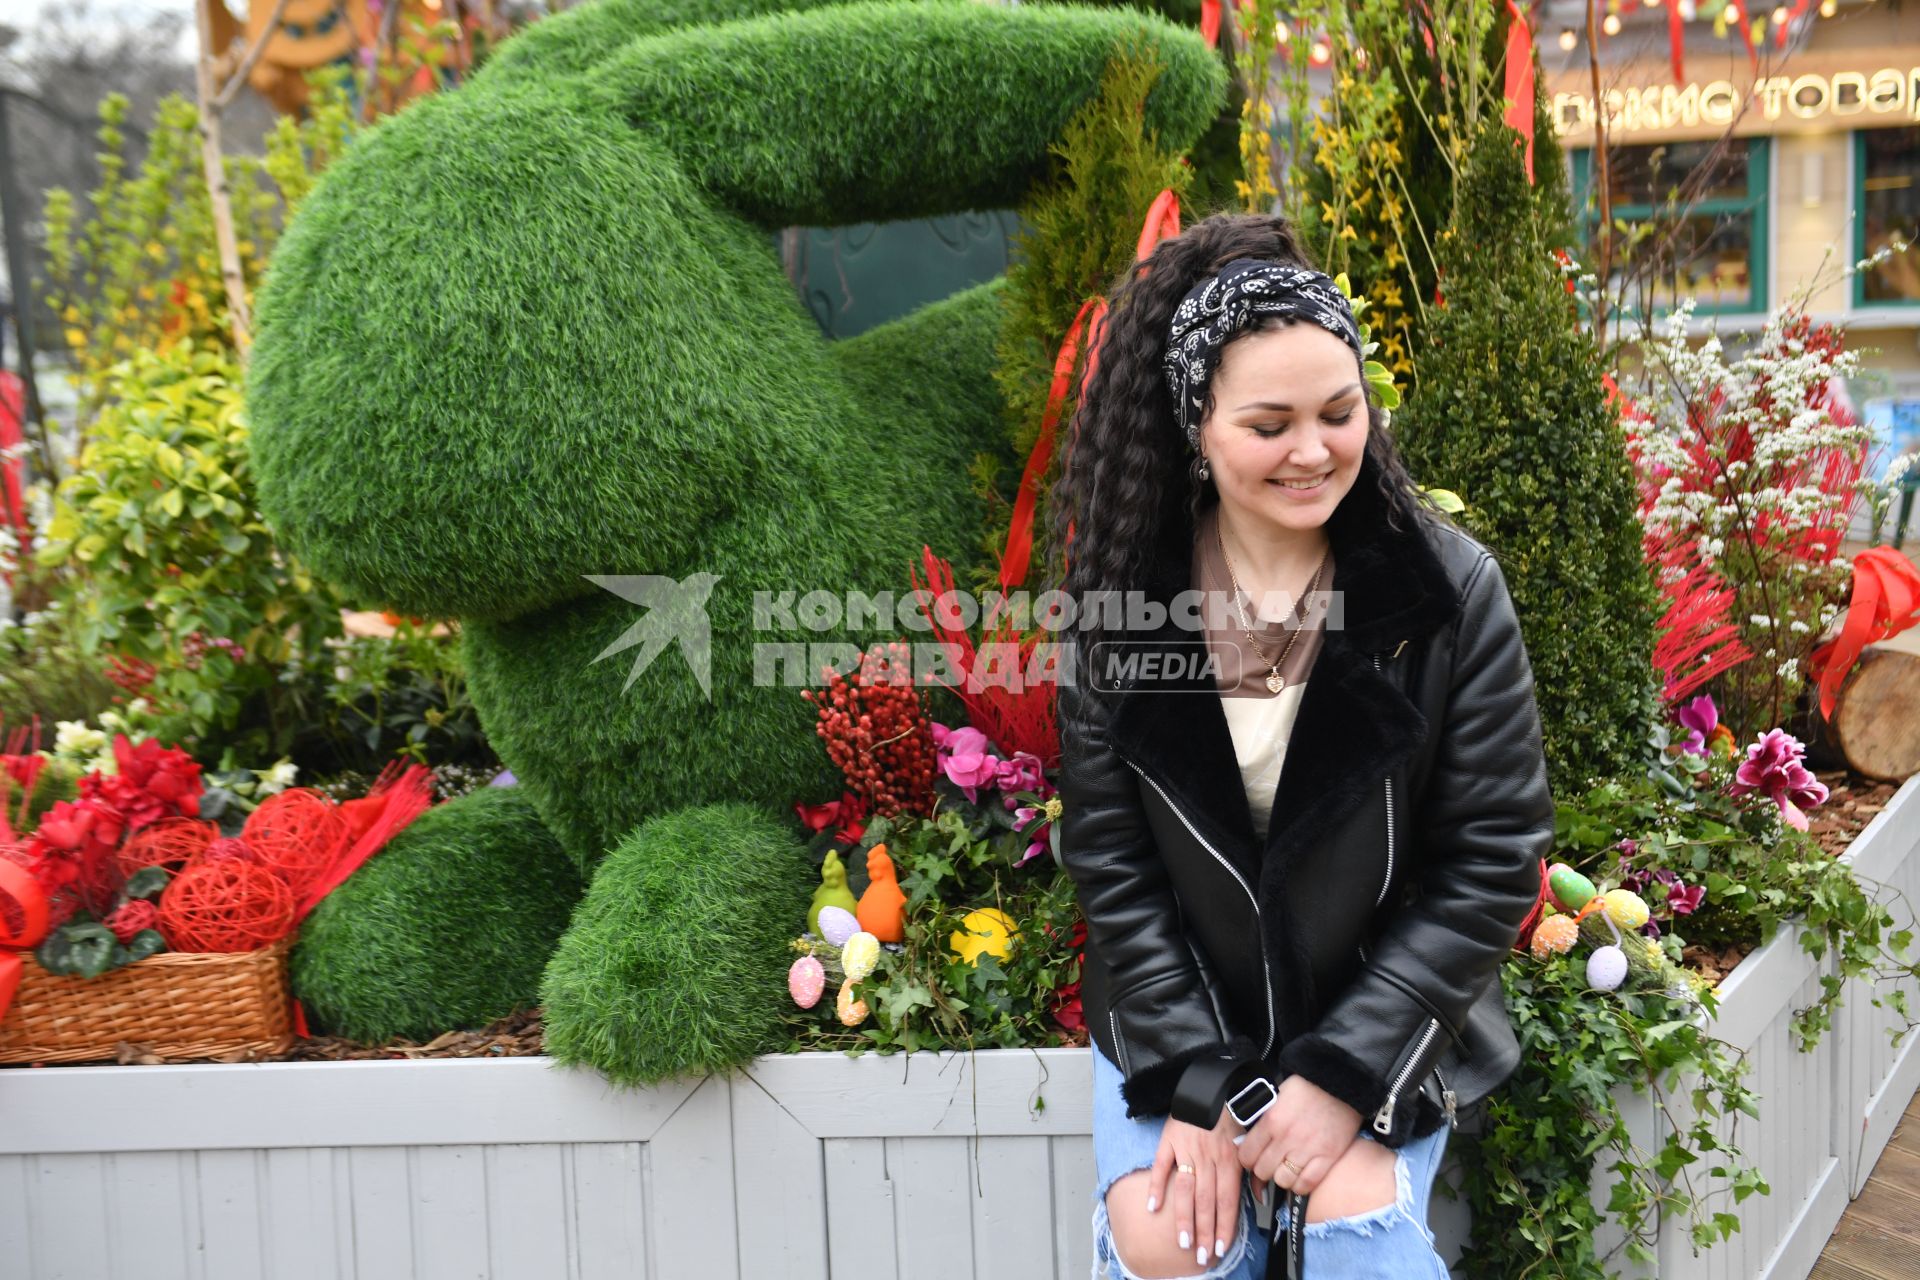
[213, 0, 291, 112]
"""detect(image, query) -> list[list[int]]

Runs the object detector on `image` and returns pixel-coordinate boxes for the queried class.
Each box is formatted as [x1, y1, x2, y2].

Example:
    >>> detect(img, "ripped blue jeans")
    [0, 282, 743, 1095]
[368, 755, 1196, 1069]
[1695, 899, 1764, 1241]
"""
[1090, 1043, 1451, 1279]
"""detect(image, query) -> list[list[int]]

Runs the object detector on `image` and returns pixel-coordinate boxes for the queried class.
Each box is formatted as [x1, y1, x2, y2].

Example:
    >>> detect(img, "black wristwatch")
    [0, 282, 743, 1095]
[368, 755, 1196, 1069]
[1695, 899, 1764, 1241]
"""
[1169, 1055, 1275, 1129]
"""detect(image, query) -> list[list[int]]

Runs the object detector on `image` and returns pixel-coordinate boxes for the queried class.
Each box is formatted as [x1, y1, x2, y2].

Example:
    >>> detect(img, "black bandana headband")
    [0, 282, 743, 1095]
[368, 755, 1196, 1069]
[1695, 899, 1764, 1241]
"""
[1162, 259, 1365, 449]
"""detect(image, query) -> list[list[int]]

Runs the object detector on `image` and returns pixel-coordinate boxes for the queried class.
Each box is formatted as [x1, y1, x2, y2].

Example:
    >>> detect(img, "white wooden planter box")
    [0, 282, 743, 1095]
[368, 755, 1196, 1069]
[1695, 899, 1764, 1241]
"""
[3, 776, 1916, 1280]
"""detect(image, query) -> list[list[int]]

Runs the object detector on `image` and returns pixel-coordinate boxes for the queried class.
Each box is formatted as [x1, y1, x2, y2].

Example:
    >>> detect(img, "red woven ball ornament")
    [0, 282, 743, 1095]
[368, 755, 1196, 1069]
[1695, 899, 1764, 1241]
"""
[158, 859, 296, 952]
[115, 817, 218, 881]
[195, 836, 259, 866]
[240, 788, 346, 899]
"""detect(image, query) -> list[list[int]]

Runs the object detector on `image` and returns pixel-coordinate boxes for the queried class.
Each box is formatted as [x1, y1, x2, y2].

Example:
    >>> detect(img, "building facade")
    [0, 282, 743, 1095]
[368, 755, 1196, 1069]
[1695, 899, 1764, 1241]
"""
[1541, 0, 1919, 489]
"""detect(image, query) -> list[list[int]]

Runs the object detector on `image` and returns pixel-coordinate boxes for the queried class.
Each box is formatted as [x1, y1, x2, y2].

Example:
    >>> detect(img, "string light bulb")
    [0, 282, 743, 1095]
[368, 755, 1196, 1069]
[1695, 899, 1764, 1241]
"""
[1559, 26, 1578, 49]
[1771, 5, 1789, 23]
[1602, 12, 1622, 34]
[1309, 39, 1332, 66]
[1274, 18, 1290, 43]
[1818, 0, 1836, 13]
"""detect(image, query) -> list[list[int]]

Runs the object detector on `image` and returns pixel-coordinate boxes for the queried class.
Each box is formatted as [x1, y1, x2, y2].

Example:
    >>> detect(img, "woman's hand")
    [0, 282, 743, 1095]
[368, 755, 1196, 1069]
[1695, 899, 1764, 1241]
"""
[1144, 1107, 1246, 1268]
[1232, 1074, 1363, 1196]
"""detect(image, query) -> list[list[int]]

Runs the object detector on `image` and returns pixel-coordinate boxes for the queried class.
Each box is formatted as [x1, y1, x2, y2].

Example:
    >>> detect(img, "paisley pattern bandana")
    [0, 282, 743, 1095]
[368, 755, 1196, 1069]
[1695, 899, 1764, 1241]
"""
[1162, 259, 1364, 448]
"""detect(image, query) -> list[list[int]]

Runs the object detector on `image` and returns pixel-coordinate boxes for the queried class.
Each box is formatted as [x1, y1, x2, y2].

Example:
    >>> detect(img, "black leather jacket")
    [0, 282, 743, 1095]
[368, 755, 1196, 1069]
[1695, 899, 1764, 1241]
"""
[1056, 474, 1554, 1146]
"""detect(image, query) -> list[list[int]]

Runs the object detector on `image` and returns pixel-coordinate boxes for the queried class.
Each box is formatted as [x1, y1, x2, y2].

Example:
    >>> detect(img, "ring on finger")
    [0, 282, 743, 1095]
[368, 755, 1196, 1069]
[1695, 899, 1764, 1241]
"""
[1280, 1156, 1303, 1176]
[1176, 1162, 1196, 1176]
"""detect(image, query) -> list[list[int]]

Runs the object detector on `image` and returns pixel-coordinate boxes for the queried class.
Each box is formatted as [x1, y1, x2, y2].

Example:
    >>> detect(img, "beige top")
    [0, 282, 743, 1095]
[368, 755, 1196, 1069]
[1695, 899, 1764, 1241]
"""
[1191, 507, 1332, 841]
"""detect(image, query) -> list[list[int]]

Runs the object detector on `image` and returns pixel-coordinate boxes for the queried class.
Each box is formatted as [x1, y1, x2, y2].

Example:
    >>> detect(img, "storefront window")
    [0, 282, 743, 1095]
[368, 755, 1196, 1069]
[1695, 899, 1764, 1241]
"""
[1856, 127, 1920, 307]
[1572, 138, 1770, 315]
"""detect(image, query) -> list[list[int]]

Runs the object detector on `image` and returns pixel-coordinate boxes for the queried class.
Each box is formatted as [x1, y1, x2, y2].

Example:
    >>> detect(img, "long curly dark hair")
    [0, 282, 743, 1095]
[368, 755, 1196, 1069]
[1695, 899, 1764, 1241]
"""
[1046, 212, 1429, 661]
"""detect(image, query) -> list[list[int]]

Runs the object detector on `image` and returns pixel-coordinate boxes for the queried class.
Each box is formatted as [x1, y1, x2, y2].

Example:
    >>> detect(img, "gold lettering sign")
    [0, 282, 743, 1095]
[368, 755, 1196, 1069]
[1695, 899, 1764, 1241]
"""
[1547, 54, 1920, 143]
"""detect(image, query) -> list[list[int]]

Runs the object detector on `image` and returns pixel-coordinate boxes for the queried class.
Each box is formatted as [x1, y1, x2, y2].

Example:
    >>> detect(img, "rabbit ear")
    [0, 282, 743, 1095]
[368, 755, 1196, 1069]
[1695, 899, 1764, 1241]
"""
[578, 2, 1225, 229]
[477, 0, 843, 86]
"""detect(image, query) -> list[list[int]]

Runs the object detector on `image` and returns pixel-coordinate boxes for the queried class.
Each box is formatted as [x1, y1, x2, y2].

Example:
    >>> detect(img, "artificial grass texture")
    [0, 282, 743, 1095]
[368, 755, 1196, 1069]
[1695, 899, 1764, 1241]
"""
[290, 786, 584, 1042]
[246, 0, 1228, 1081]
[246, 1, 1224, 623]
[539, 802, 811, 1086]
[462, 281, 1007, 870]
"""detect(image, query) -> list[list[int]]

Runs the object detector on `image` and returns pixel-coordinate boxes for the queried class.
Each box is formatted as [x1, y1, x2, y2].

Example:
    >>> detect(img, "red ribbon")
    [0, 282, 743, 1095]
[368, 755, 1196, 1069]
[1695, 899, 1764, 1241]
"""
[1502, 1, 1536, 185]
[999, 296, 1108, 592]
[1807, 546, 1920, 721]
[1200, 0, 1221, 48]
[1777, 0, 1809, 49]
[1668, 0, 1686, 85]
[0, 859, 53, 1024]
[0, 373, 27, 586]
[1728, 0, 1760, 75]
[999, 189, 1182, 591]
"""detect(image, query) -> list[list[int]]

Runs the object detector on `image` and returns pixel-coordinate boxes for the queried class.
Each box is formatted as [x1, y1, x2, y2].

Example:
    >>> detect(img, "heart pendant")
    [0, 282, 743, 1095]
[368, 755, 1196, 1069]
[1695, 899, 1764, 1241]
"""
[1266, 671, 1285, 693]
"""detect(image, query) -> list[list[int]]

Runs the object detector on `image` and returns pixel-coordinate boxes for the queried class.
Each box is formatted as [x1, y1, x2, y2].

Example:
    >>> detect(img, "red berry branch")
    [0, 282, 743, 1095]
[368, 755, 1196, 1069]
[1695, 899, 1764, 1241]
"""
[801, 640, 937, 819]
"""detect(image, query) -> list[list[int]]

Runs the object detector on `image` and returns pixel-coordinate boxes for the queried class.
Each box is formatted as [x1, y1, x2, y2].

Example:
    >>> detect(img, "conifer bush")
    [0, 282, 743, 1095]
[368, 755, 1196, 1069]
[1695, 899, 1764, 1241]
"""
[1394, 116, 1658, 796]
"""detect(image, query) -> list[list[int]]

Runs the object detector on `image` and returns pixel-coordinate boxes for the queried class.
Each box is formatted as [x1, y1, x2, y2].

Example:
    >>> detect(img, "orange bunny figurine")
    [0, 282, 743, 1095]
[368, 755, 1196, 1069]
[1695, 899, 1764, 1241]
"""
[855, 844, 906, 943]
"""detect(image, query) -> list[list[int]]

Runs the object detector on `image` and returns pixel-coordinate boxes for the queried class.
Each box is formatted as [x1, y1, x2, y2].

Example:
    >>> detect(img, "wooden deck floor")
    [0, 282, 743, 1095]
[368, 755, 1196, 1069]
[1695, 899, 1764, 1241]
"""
[1812, 1090, 1920, 1280]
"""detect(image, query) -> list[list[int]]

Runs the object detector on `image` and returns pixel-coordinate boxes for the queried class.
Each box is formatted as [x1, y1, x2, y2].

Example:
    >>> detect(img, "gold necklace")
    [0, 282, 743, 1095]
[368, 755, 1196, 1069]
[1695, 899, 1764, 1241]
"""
[1218, 525, 1328, 694]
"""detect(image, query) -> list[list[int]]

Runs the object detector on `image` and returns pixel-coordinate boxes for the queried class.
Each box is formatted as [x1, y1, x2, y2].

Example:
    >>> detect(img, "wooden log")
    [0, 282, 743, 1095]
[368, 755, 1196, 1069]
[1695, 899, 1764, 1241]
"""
[1815, 646, 1920, 782]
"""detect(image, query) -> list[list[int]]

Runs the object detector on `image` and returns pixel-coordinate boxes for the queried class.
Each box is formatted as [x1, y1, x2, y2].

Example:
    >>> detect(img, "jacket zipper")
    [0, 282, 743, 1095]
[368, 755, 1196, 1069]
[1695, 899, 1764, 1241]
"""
[1366, 646, 1457, 1132]
[1373, 1017, 1440, 1135]
[1124, 759, 1276, 1059]
[1370, 652, 1396, 908]
[1108, 1010, 1130, 1075]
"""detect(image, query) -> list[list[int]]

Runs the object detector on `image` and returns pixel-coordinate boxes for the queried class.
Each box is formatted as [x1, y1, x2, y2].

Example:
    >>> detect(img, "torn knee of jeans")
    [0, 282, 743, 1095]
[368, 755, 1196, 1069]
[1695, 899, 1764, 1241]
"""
[1096, 1193, 1257, 1280]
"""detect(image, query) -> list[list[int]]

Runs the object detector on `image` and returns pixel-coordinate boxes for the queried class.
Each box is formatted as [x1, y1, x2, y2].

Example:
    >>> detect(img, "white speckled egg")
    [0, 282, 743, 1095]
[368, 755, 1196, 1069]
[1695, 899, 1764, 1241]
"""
[841, 931, 881, 983]
[788, 955, 826, 1009]
[1587, 945, 1629, 992]
[818, 906, 859, 948]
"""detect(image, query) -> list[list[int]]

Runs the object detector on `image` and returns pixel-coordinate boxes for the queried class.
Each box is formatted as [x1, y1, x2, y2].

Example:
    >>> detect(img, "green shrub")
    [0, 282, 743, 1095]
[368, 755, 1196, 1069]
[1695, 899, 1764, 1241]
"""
[32, 342, 345, 750]
[1394, 115, 1658, 797]
[290, 786, 581, 1042]
[540, 802, 810, 1086]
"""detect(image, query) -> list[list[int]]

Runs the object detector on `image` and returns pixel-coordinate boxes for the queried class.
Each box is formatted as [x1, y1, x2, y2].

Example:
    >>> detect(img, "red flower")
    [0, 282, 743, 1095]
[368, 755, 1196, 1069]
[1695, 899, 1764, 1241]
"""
[105, 898, 159, 944]
[793, 790, 870, 844]
[28, 797, 127, 916]
[79, 736, 202, 831]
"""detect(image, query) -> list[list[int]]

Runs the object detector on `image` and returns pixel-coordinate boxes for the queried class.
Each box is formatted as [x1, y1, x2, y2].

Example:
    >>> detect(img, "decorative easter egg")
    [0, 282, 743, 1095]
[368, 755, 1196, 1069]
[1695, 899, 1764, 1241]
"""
[1586, 945, 1629, 992]
[817, 906, 859, 948]
[807, 850, 860, 937]
[788, 955, 826, 1009]
[949, 907, 1018, 966]
[1600, 889, 1651, 932]
[841, 931, 881, 983]
[836, 978, 869, 1026]
[1529, 913, 1580, 960]
[1547, 864, 1597, 913]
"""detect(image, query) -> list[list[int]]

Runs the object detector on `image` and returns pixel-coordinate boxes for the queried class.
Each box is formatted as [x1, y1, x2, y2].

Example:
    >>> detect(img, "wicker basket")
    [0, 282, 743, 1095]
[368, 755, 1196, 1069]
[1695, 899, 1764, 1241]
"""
[0, 939, 294, 1064]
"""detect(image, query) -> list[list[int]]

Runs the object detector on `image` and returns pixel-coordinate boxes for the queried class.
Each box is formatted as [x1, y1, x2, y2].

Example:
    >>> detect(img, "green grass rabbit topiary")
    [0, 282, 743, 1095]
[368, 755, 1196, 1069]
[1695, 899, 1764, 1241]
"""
[249, 0, 1224, 1081]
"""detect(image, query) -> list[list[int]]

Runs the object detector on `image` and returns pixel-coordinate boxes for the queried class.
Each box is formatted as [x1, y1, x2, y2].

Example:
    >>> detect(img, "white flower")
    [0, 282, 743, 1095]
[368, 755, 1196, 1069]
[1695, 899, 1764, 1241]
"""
[52, 720, 106, 760]
[255, 759, 300, 795]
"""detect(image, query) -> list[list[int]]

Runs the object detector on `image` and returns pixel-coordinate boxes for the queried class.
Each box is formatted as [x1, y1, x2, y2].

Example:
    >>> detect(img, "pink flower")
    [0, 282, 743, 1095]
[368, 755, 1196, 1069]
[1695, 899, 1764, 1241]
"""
[937, 726, 999, 801]
[1727, 728, 1830, 831]
[1666, 882, 1705, 915]
[1675, 694, 1718, 755]
[1013, 803, 1052, 866]
[996, 751, 1049, 808]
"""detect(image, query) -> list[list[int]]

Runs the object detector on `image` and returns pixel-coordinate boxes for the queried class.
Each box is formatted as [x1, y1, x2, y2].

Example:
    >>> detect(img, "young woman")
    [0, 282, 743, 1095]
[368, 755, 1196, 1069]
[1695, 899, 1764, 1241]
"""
[1050, 213, 1555, 1279]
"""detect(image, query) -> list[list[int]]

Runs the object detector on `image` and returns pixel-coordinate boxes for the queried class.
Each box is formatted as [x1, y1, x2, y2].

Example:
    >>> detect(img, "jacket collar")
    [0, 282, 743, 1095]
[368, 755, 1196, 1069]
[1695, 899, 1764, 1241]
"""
[1098, 453, 1463, 884]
